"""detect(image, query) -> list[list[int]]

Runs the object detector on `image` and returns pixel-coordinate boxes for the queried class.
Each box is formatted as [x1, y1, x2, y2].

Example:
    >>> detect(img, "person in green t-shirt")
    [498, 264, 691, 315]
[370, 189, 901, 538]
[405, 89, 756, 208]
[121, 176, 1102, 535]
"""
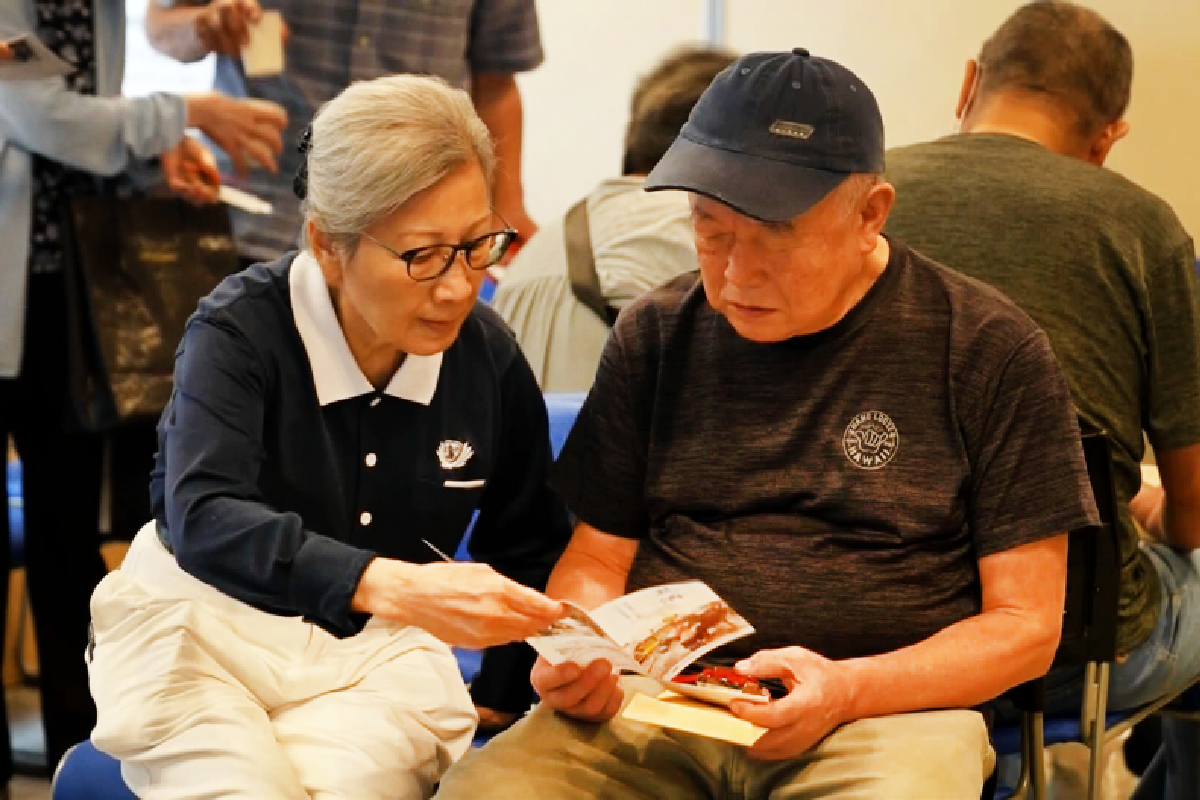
[886, 3, 1200, 796]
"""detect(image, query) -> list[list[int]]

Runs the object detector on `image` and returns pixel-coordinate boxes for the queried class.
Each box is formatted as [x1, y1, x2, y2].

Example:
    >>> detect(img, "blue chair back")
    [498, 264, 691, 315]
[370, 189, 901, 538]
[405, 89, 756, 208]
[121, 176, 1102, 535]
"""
[6, 459, 22, 564]
[544, 392, 587, 459]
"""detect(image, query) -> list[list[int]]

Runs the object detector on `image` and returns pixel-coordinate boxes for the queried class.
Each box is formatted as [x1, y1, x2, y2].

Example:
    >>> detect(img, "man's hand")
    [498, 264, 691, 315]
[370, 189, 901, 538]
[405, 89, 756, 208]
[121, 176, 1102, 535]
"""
[530, 657, 623, 722]
[0, 41, 12, 61]
[185, 93, 287, 175]
[350, 558, 565, 649]
[194, 0, 261, 56]
[161, 135, 220, 205]
[728, 647, 855, 761]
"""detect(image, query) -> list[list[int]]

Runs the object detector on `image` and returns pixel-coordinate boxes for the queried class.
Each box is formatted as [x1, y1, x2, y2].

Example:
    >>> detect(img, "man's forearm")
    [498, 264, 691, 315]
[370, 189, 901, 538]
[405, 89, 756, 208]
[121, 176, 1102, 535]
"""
[470, 73, 527, 220]
[544, 548, 626, 611]
[1161, 497, 1200, 551]
[838, 607, 1060, 722]
[543, 524, 636, 611]
[145, 3, 210, 63]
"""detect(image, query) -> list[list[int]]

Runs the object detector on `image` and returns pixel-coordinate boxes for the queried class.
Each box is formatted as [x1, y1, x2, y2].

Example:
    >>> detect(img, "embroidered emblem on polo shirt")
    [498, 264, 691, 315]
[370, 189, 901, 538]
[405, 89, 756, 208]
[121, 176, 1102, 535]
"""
[437, 440, 474, 470]
[843, 411, 898, 470]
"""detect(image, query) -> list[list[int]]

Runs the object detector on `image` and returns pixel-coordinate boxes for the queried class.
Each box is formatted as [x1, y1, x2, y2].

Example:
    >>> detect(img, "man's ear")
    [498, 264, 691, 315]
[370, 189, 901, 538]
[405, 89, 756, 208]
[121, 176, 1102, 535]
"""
[306, 220, 345, 289]
[1086, 119, 1130, 166]
[955, 59, 981, 126]
[860, 181, 896, 252]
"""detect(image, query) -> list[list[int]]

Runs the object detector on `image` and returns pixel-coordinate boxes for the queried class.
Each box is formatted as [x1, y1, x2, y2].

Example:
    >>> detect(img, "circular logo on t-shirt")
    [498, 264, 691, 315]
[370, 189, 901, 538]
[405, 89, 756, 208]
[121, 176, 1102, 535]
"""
[843, 411, 899, 470]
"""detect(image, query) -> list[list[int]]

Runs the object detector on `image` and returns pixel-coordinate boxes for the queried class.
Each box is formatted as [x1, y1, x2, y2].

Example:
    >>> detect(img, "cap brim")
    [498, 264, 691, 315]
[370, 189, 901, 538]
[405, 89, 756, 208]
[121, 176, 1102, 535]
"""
[643, 135, 849, 223]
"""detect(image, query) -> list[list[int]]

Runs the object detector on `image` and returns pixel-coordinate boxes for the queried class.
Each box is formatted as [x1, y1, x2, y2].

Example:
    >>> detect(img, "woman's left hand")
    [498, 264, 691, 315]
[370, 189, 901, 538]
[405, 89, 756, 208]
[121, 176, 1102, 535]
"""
[162, 135, 220, 205]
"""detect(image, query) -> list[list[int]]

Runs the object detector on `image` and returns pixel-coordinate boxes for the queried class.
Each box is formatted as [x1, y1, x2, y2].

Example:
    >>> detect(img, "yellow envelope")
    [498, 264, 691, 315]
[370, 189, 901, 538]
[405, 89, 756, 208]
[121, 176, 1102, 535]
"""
[620, 691, 767, 747]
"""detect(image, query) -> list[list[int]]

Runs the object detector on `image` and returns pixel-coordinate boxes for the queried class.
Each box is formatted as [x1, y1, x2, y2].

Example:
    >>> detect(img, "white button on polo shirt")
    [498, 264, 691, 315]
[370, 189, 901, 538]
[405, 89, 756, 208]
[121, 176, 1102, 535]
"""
[360, 511, 372, 526]
[365, 453, 377, 468]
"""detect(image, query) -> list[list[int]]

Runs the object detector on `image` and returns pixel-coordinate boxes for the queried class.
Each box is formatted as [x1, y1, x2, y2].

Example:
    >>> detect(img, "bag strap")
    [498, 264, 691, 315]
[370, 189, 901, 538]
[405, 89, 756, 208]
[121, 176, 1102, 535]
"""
[564, 198, 617, 326]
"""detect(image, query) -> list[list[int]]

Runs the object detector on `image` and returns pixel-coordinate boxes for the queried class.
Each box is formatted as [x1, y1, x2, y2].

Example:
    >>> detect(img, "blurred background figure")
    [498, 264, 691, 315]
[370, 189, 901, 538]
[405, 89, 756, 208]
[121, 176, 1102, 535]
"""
[492, 46, 735, 392]
[146, 0, 543, 267]
[0, 0, 284, 788]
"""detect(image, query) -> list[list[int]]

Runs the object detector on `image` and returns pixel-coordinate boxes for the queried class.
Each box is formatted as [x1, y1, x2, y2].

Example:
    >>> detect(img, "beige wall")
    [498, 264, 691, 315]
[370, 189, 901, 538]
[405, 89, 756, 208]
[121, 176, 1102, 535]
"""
[519, 1, 1198, 240]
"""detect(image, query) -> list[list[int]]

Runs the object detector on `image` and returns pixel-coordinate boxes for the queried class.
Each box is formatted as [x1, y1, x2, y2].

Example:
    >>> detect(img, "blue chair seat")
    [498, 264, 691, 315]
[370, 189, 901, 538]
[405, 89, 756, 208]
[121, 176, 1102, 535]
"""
[52, 741, 135, 800]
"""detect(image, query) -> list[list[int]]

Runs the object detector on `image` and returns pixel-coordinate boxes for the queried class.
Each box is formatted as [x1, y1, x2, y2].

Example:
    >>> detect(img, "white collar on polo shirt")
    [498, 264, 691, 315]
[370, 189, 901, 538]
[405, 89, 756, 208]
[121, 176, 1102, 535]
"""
[289, 250, 442, 407]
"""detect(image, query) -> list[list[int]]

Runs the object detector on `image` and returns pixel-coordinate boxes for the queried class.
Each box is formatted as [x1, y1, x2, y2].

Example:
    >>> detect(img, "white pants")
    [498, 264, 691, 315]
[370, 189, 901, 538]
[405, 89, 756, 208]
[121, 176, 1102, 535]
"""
[87, 523, 477, 800]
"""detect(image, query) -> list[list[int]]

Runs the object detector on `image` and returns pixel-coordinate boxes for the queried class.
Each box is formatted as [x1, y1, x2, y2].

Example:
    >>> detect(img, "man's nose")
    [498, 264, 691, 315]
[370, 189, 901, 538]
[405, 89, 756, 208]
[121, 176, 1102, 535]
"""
[723, 241, 764, 288]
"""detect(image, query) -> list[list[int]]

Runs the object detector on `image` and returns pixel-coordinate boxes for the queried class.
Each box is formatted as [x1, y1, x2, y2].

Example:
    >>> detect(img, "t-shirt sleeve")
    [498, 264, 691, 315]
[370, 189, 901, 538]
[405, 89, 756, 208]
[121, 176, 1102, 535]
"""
[967, 329, 1100, 557]
[467, 0, 543, 74]
[550, 324, 650, 538]
[1144, 238, 1200, 451]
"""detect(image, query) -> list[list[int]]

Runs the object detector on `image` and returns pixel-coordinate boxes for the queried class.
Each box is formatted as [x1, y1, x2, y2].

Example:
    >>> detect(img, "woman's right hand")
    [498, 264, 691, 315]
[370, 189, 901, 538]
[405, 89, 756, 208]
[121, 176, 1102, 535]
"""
[350, 558, 566, 649]
[185, 93, 287, 176]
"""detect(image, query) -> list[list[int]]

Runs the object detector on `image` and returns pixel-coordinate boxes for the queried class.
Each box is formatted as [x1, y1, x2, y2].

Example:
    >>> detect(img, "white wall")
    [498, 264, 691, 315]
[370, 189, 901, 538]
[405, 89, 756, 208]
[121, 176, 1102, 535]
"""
[518, 1, 1198, 239]
[123, 0, 214, 98]
[517, 0, 709, 223]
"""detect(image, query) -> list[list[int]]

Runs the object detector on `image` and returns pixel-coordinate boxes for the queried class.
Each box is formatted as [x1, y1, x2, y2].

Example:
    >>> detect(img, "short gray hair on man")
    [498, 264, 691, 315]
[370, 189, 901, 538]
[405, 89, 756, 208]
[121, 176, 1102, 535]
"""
[301, 74, 496, 254]
[832, 173, 882, 220]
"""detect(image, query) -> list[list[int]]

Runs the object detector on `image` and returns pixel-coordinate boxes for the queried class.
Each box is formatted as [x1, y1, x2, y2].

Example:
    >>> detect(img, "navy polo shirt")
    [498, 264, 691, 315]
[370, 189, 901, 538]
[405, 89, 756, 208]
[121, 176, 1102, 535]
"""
[149, 251, 570, 711]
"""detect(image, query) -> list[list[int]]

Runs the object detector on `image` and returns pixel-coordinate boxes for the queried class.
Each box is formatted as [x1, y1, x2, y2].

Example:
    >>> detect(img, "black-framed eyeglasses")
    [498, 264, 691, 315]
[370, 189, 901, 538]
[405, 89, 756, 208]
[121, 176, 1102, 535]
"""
[361, 228, 518, 282]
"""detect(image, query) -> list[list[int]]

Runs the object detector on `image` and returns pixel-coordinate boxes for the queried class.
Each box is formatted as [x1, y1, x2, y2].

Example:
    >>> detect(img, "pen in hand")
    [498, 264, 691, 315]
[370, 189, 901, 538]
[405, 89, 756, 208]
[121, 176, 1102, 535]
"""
[422, 538, 455, 563]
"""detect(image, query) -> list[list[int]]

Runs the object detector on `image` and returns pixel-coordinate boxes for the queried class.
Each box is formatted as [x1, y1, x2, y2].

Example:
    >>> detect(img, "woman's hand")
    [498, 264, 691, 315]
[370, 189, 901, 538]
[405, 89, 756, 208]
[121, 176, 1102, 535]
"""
[351, 558, 565, 649]
[161, 135, 220, 205]
[185, 93, 287, 175]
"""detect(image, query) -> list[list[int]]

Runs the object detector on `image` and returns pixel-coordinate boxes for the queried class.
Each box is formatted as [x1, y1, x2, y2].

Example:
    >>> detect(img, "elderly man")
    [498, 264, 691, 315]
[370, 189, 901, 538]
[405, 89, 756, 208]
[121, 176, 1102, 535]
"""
[435, 48, 1097, 799]
[886, 3, 1200, 795]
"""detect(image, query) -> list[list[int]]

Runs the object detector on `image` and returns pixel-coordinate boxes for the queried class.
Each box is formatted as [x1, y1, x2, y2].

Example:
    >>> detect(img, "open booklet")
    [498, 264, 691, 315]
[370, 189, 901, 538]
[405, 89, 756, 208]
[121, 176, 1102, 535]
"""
[526, 580, 774, 708]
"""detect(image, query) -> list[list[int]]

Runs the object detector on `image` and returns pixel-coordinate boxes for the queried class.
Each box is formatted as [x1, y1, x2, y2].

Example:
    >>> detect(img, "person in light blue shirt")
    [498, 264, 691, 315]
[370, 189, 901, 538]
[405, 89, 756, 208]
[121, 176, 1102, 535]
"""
[0, 0, 284, 782]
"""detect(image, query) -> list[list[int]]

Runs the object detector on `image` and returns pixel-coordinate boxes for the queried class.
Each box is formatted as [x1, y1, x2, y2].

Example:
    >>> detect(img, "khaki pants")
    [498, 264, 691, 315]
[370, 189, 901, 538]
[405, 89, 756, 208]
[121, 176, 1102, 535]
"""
[88, 523, 477, 800]
[435, 677, 994, 800]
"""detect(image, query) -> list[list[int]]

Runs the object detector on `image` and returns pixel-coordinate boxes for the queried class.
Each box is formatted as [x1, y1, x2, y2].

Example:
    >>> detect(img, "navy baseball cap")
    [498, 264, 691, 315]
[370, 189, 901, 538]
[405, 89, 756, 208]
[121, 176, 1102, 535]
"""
[644, 48, 885, 223]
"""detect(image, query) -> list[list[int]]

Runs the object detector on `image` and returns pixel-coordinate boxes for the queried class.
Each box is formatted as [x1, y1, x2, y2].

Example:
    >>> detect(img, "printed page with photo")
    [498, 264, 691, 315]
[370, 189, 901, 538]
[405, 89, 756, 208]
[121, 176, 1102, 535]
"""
[527, 580, 766, 705]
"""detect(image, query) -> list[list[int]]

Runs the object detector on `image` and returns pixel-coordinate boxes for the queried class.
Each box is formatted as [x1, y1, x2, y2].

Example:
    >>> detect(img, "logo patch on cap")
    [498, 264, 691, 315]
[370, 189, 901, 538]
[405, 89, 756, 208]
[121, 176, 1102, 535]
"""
[769, 120, 815, 140]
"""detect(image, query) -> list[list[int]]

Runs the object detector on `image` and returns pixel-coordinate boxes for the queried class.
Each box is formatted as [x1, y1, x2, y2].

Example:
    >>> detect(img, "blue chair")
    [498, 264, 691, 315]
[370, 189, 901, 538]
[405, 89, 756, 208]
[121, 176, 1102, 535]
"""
[6, 458, 24, 565]
[53, 392, 591, 797]
[52, 740, 135, 800]
[544, 392, 587, 459]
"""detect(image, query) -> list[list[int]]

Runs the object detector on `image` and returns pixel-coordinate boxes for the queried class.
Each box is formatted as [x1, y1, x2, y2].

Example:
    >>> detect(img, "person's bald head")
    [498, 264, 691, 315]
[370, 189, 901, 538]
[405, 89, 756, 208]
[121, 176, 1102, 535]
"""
[974, 1, 1132, 140]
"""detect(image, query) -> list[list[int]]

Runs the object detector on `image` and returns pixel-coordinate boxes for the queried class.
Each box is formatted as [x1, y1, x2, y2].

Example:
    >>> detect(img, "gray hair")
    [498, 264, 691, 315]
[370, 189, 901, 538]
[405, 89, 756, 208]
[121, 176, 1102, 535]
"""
[301, 74, 496, 254]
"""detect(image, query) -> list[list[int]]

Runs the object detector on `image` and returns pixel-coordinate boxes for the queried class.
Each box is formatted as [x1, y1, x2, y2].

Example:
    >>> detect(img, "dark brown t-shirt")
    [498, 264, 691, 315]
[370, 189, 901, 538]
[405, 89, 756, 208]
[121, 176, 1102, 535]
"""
[552, 239, 1098, 661]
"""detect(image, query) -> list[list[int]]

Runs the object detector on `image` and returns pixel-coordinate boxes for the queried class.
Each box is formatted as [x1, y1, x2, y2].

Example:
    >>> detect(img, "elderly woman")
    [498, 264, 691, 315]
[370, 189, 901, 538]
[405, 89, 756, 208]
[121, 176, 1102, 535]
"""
[86, 74, 571, 799]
